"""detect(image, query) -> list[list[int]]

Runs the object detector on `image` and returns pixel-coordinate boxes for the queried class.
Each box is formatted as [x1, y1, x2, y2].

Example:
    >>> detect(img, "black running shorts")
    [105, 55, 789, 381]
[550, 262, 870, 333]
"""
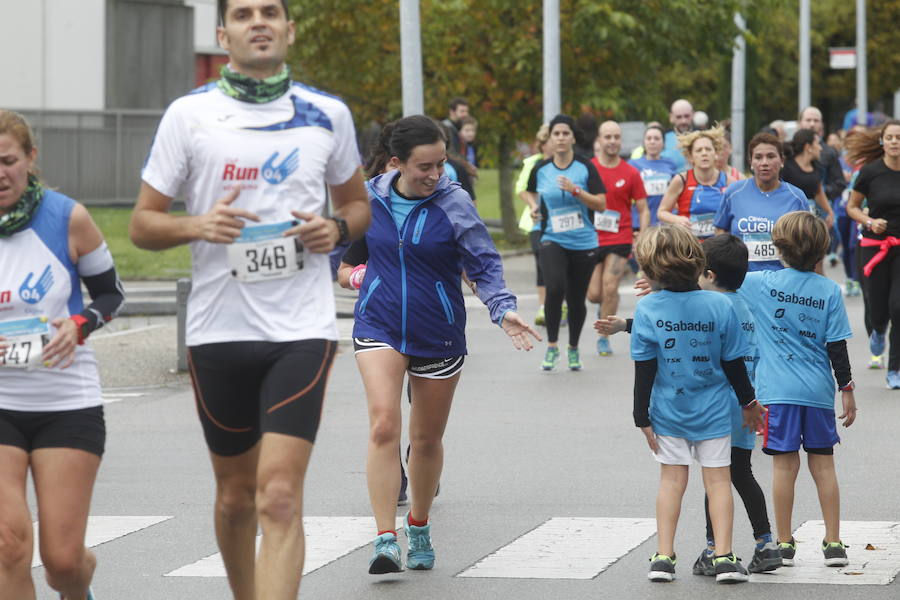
[353, 338, 464, 379]
[0, 406, 106, 457]
[188, 339, 337, 457]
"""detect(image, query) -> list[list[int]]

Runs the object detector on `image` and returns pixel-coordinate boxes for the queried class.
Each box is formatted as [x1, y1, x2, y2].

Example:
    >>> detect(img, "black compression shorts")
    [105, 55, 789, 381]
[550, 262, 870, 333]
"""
[352, 338, 464, 379]
[0, 406, 105, 457]
[188, 339, 337, 457]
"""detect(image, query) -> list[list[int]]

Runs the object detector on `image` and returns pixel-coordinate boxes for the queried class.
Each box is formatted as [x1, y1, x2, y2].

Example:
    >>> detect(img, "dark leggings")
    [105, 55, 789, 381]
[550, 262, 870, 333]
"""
[835, 216, 857, 281]
[539, 241, 596, 346]
[704, 447, 771, 541]
[860, 245, 900, 370]
[529, 230, 545, 287]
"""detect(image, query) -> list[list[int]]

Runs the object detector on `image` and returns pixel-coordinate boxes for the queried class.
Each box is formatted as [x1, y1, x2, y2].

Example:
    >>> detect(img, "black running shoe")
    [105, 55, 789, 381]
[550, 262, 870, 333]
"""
[713, 553, 749, 584]
[648, 553, 676, 582]
[691, 549, 715, 576]
[778, 537, 797, 566]
[748, 541, 783, 573]
[823, 540, 849, 567]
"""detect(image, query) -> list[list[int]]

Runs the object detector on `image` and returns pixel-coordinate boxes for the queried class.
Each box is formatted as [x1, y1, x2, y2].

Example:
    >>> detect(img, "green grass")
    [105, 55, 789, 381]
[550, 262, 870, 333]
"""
[86, 171, 514, 280]
[474, 168, 501, 221]
[87, 207, 192, 280]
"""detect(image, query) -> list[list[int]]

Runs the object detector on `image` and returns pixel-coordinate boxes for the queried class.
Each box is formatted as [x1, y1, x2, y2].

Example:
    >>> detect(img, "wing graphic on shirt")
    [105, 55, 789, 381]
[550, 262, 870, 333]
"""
[19, 265, 54, 304]
[261, 148, 300, 185]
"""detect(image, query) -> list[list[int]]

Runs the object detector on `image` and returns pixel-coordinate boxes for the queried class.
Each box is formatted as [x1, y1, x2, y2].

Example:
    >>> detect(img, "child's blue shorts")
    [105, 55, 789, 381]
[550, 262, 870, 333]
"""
[762, 404, 840, 455]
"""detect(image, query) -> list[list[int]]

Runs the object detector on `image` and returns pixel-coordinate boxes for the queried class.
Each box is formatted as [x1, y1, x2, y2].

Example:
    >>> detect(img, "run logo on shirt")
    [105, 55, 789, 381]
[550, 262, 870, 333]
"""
[0, 290, 10, 304]
[19, 266, 53, 304]
[222, 148, 300, 186]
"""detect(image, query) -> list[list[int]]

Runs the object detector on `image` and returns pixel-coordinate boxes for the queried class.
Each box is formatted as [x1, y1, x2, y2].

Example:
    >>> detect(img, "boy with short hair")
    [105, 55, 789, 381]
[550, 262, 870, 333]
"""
[629, 225, 765, 583]
[597, 235, 783, 576]
[738, 211, 857, 567]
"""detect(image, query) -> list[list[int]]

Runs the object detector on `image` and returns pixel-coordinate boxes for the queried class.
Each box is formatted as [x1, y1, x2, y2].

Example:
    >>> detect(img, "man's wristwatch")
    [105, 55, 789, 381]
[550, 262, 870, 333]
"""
[839, 380, 855, 392]
[329, 216, 350, 244]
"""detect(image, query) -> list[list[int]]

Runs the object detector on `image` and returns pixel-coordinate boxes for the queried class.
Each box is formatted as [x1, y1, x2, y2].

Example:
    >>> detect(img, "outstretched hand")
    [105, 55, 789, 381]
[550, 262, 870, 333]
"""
[594, 316, 627, 336]
[501, 311, 542, 351]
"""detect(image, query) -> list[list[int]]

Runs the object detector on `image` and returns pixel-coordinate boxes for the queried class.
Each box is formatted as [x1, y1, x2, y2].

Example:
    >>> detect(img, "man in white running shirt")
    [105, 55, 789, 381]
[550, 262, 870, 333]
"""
[129, 1, 370, 598]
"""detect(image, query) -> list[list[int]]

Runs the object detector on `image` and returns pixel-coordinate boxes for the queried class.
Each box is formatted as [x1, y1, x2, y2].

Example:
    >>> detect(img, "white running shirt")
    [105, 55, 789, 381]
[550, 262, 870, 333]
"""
[0, 192, 102, 411]
[142, 83, 360, 345]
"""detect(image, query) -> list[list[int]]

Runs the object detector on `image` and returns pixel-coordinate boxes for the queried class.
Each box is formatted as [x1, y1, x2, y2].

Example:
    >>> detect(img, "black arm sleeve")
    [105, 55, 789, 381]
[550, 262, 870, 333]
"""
[633, 359, 657, 427]
[625, 318, 633, 334]
[827, 340, 852, 388]
[79, 266, 125, 337]
[585, 157, 606, 195]
[721, 357, 755, 406]
[341, 237, 369, 267]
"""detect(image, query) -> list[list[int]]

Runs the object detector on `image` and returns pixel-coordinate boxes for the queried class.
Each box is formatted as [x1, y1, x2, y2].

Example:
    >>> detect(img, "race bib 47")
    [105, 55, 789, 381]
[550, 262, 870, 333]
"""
[0, 316, 51, 369]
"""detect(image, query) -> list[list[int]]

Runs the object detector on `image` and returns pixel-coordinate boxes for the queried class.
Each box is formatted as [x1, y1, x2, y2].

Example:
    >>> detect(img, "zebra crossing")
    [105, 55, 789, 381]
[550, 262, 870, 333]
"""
[30, 515, 900, 586]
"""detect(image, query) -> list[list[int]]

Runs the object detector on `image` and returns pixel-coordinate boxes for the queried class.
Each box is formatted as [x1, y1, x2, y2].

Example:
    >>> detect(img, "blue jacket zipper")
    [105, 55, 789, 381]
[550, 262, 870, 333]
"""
[358, 276, 382, 315]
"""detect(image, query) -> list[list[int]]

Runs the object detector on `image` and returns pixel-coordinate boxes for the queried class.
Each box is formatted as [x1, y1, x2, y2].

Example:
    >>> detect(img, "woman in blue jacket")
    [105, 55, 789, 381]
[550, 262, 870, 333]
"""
[350, 115, 539, 575]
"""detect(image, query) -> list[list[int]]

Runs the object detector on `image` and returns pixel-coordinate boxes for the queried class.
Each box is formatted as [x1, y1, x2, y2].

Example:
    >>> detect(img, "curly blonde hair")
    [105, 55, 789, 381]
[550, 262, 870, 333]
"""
[678, 125, 725, 161]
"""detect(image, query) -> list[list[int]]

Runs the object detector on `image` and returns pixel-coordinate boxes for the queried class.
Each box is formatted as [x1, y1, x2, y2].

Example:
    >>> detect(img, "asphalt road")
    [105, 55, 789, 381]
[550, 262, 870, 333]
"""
[27, 255, 900, 599]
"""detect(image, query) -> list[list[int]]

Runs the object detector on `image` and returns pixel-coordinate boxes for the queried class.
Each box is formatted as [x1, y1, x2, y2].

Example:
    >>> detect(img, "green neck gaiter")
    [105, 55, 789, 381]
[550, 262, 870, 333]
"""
[0, 174, 43, 238]
[217, 64, 291, 104]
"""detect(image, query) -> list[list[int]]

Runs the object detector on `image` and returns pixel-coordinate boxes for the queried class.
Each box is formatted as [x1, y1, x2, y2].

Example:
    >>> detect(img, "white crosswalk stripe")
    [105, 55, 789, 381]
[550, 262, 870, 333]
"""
[751, 520, 900, 585]
[32, 516, 172, 568]
[165, 516, 404, 577]
[457, 517, 657, 579]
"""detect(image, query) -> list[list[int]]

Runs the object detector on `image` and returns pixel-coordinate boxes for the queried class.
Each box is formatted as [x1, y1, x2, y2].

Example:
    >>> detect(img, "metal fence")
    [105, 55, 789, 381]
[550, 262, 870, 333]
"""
[13, 108, 164, 204]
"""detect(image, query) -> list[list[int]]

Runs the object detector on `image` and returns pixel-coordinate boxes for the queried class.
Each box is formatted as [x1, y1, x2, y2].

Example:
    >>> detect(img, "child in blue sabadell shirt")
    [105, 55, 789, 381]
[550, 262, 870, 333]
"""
[737, 210, 857, 568]
[611, 225, 765, 584]
[597, 233, 781, 579]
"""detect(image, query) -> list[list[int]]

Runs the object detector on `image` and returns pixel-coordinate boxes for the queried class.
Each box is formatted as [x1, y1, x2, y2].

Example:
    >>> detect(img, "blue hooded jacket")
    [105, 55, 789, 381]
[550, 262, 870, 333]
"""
[352, 171, 517, 357]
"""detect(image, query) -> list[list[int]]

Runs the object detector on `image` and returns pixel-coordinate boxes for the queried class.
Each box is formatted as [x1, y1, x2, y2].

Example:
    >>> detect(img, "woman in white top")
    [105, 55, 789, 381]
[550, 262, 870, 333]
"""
[0, 110, 124, 600]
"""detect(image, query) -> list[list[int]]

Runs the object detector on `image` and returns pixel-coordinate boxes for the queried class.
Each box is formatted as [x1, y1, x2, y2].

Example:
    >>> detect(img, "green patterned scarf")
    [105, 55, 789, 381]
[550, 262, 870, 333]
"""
[0, 174, 43, 237]
[217, 64, 291, 104]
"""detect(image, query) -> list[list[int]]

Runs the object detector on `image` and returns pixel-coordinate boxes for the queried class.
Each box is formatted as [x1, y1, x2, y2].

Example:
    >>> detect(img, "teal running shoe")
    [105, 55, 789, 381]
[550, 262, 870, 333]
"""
[567, 347, 582, 371]
[596, 337, 612, 356]
[404, 516, 435, 570]
[870, 330, 886, 356]
[541, 347, 560, 371]
[368, 532, 403, 574]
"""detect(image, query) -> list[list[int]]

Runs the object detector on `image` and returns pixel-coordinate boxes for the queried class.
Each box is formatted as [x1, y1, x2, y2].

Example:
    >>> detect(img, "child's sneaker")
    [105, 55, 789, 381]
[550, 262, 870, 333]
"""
[691, 548, 715, 576]
[567, 347, 582, 371]
[778, 537, 797, 566]
[647, 553, 676, 582]
[748, 541, 782, 573]
[823, 540, 849, 567]
[368, 532, 403, 574]
[404, 515, 435, 570]
[541, 347, 560, 371]
[713, 553, 749, 583]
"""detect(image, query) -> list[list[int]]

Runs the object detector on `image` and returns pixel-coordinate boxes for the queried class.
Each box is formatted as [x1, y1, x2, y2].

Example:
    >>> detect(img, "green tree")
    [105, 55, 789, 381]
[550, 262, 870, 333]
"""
[288, 1, 770, 237]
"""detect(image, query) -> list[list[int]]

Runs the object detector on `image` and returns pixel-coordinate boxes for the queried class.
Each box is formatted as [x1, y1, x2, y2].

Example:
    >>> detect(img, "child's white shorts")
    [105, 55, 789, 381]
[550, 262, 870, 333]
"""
[653, 434, 730, 467]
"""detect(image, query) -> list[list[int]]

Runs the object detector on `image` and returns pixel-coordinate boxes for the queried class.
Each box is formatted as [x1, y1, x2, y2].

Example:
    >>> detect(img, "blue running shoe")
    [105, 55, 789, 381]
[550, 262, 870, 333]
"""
[368, 532, 403, 574]
[404, 515, 435, 570]
[887, 370, 900, 389]
[870, 330, 886, 357]
[596, 337, 612, 356]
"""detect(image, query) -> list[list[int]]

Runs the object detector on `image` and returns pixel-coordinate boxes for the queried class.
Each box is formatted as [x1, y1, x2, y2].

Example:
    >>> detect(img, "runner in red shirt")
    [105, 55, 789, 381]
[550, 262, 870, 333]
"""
[589, 120, 648, 356]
